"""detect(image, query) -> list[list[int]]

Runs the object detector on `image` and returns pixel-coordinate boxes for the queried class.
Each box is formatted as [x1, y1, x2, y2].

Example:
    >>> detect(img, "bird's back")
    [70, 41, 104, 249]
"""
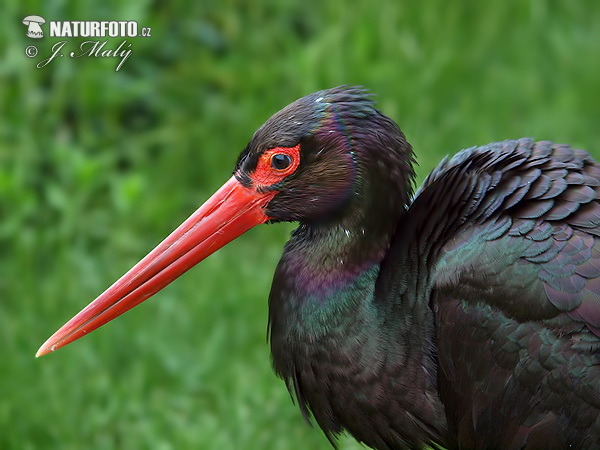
[395, 138, 600, 449]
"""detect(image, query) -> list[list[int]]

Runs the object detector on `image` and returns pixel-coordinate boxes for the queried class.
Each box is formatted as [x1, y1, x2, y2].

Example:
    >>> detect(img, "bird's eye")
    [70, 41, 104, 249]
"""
[271, 153, 292, 171]
[251, 145, 299, 185]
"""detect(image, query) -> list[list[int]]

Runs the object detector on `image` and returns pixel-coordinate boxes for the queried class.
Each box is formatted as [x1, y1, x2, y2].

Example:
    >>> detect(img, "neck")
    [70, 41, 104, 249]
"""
[283, 215, 394, 296]
[267, 209, 447, 449]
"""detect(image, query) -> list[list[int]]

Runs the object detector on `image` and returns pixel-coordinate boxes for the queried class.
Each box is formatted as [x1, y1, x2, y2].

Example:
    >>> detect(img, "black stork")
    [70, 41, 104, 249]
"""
[37, 87, 600, 450]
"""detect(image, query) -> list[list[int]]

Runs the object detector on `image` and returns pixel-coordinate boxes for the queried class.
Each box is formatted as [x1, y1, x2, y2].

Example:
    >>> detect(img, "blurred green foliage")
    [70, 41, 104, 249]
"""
[1, 0, 599, 449]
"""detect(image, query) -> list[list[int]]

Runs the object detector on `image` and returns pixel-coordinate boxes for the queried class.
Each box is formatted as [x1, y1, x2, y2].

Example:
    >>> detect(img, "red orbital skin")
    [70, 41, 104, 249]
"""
[251, 144, 301, 187]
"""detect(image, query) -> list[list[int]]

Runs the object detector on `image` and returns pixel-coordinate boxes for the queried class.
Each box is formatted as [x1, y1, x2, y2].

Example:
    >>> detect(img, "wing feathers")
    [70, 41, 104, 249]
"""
[409, 139, 600, 446]
[422, 139, 600, 336]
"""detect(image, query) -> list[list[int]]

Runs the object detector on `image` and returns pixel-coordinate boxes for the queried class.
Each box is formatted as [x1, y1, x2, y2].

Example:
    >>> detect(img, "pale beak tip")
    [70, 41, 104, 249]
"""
[35, 340, 54, 358]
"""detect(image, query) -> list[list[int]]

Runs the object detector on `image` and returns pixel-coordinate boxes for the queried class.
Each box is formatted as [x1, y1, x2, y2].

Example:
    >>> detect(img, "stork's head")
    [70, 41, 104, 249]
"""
[36, 86, 414, 356]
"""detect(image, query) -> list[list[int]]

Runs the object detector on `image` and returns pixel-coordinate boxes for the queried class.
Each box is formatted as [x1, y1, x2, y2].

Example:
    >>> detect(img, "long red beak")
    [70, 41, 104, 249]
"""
[36, 176, 274, 357]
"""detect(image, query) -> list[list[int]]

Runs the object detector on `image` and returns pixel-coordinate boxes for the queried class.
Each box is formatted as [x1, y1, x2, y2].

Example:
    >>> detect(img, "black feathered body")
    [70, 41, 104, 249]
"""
[268, 134, 600, 449]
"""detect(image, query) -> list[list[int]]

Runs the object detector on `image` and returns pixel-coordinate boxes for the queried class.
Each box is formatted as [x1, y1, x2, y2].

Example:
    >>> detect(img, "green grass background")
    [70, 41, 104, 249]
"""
[1, 1, 599, 449]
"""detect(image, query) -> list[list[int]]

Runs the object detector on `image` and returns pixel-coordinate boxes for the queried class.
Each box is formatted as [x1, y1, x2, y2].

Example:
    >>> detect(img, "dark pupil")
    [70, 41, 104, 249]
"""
[272, 153, 292, 170]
